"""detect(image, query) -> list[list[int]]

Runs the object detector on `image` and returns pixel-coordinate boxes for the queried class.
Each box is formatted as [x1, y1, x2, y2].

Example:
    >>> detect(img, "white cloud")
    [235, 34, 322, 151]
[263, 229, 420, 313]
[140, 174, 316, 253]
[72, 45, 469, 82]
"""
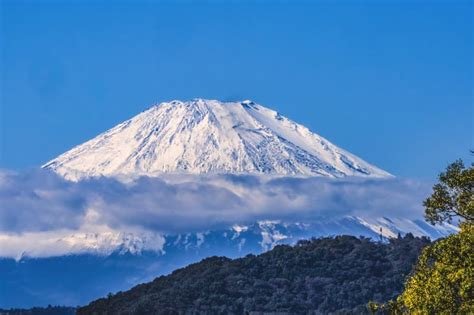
[0, 169, 434, 258]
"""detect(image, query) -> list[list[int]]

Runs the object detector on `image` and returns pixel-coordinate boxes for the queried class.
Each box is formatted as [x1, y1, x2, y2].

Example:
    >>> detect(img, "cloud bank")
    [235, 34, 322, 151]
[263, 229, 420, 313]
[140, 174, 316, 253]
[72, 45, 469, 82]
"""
[0, 169, 434, 258]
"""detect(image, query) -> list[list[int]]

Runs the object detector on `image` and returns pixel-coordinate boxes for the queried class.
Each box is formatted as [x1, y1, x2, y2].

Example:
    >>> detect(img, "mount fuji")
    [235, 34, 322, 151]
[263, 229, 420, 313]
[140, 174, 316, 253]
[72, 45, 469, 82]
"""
[43, 99, 391, 180]
[1, 99, 457, 308]
[35, 98, 456, 267]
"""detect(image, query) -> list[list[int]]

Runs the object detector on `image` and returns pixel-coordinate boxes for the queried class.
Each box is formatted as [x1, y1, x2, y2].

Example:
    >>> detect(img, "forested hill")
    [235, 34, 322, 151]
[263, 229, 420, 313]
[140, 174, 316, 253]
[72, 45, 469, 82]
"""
[78, 234, 429, 315]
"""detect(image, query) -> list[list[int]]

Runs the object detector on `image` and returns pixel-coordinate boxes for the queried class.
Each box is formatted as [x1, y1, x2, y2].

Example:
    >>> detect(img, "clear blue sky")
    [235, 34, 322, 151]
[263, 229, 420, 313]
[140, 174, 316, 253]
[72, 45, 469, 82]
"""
[1, 0, 472, 178]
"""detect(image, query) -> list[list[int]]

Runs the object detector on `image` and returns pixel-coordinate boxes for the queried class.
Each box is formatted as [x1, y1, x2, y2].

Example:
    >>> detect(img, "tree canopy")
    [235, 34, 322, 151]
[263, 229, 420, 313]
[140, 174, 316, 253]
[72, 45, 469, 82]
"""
[370, 157, 474, 314]
[397, 222, 473, 313]
[424, 159, 474, 224]
[78, 235, 429, 314]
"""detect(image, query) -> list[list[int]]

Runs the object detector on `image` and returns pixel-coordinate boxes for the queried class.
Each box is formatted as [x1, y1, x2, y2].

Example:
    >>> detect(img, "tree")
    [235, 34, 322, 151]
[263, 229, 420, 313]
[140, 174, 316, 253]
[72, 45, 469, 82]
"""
[399, 159, 473, 313]
[367, 301, 379, 314]
[424, 159, 474, 224]
[368, 157, 474, 314]
[397, 222, 473, 313]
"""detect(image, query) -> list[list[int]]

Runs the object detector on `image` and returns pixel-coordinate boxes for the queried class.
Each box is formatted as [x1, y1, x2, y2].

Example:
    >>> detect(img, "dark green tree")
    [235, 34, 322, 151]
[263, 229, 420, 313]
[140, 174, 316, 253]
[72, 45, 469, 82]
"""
[424, 159, 474, 224]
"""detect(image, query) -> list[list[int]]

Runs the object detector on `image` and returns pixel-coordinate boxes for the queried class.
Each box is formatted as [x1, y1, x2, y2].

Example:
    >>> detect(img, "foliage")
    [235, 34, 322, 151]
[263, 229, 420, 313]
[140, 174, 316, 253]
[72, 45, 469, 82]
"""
[369, 158, 474, 314]
[424, 159, 474, 224]
[78, 235, 429, 315]
[398, 158, 474, 314]
[397, 222, 474, 314]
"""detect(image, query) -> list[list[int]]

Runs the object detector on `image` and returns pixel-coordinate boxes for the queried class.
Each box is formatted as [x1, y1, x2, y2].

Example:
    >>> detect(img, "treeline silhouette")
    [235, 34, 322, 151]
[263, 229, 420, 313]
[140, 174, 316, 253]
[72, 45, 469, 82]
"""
[0, 306, 75, 315]
[78, 234, 429, 314]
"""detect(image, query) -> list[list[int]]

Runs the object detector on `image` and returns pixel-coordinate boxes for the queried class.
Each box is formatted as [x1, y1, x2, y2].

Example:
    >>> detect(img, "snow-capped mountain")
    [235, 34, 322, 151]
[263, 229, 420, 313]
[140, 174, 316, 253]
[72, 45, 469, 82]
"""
[7, 98, 455, 308]
[43, 99, 390, 180]
[2, 216, 457, 261]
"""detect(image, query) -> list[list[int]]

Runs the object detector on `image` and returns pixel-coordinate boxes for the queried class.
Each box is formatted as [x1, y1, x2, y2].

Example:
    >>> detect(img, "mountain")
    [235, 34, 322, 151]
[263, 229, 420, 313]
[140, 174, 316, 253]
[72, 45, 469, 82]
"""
[4, 216, 454, 261]
[77, 234, 430, 314]
[2, 99, 454, 308]
[0, 218, 456, 308]
[42, 99, 391, 180]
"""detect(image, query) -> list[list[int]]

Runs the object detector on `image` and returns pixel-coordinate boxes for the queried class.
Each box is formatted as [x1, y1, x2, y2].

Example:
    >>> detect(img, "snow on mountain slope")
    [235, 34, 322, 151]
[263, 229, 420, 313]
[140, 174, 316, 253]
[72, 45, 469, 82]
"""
[42, 99, 391, 180]
[0, 217, 457, 260]
[1, 230, 166, 261]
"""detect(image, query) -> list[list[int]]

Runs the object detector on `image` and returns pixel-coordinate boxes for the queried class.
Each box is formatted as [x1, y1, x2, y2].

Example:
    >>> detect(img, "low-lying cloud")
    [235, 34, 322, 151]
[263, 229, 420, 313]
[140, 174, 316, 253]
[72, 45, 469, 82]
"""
[0, 169, 432, 234]
[0, 169, 434, 258]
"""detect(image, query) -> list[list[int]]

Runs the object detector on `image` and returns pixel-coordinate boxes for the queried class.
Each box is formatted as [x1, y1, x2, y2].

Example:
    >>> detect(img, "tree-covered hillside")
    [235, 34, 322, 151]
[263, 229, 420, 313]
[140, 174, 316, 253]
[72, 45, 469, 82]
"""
[78, 234, 429, 314]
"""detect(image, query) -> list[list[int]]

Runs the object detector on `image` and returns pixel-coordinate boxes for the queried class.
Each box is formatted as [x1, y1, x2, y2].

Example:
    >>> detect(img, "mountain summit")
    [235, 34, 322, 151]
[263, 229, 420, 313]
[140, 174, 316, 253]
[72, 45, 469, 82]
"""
[43, 99, 390, 180]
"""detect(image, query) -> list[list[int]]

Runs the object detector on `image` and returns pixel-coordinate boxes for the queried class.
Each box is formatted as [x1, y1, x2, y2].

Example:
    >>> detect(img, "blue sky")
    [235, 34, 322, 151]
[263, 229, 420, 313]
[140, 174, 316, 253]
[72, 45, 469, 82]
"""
[1, 0, 472, 178]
